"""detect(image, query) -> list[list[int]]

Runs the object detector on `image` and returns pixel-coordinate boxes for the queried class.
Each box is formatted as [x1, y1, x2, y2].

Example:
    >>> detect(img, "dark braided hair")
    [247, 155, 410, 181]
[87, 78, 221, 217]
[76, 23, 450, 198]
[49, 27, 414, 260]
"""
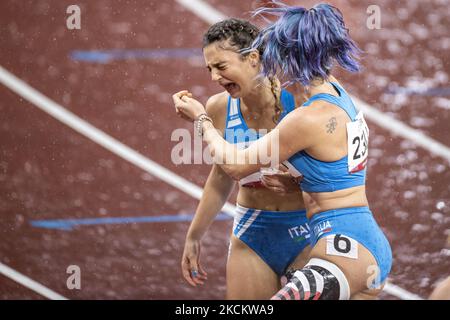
[203, 18, 262, 56]
[203, 19, 283, 123]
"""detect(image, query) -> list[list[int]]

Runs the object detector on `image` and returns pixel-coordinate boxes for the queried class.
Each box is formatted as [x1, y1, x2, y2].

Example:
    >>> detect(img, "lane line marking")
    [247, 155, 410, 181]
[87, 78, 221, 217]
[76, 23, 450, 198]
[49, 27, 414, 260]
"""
[70, 48, 202, 63]
[385, 86, 450, 96]
[0, 262, 68, 300]
[0, 66, 236, 218]
[352, 96, 450, 163]
[30, 213, 232, 231]
[0, 64, 235, 299]
[383, 281, 424, 300]
[175, 0, 428, 301]
[175, 0, 226, 24]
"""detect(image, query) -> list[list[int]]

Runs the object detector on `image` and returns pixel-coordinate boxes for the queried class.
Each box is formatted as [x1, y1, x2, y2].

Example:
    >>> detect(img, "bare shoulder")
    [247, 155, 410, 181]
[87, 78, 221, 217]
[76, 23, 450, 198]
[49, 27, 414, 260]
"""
[277, 102, 338, 139]
[276, 107, 319, 140]
[205, 91, 228, 133]
[205, 92, 228, 118]
[279, 105, 321, 129]
[272, 106, 320, 154]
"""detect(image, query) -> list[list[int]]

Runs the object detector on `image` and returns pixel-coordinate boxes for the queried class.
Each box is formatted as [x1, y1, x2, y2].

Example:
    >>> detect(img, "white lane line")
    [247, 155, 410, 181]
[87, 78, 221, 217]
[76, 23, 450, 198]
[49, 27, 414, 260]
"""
[352, 96, 450, 164]
[0, 262, 67, 300]
[0, 66, 236, 217]
[384, 282, 424, 300]
[176, 0, 450, 165]
[0, 65, 237, 299]
[175, 0, 226, 24]
[174, 0, 427, 301]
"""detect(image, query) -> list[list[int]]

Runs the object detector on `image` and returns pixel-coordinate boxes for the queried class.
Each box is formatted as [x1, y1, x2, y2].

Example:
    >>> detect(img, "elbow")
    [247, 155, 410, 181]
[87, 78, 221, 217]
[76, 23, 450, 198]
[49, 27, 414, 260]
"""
[222, 165, 247, 181]
[212, 145, 251, 180]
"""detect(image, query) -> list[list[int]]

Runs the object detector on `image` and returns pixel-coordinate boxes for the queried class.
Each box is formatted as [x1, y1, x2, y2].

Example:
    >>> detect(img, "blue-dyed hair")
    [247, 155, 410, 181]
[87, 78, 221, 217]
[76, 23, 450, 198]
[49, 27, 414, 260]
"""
[251, 2, 362, 86]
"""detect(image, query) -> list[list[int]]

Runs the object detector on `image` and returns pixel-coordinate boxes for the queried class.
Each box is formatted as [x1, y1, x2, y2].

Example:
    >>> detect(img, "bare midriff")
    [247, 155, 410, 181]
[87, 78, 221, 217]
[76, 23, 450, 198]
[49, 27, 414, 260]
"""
[237, 186, 305, 212]
[303, 185, 369, 219]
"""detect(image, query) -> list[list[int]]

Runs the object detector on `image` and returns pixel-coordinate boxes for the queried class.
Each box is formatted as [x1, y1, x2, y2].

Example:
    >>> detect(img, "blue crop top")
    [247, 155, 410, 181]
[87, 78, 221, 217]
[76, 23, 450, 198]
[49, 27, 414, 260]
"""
[224, 89, 296, 143]
[285, 82, 367, 193]
[224, 89, 296, 187]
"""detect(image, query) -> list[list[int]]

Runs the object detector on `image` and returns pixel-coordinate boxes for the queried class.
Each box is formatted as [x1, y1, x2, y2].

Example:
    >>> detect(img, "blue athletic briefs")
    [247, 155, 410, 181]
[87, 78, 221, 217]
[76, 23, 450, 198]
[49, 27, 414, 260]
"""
[233, 204, 311, 276]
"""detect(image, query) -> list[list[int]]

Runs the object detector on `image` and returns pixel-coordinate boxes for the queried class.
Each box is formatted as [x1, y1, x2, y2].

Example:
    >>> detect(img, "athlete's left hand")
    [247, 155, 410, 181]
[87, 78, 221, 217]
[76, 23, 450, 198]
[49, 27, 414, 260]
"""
[172, 90, 206, 122]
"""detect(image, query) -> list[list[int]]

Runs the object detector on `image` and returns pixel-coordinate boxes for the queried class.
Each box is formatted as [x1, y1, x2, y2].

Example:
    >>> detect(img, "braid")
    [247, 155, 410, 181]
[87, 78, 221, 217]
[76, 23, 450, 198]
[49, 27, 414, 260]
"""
[269, 76, 283, 123]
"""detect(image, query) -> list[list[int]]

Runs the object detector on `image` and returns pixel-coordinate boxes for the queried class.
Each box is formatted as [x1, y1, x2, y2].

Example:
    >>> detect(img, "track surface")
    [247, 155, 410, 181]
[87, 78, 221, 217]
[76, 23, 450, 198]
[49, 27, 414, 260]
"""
[0, 0, 449, 299]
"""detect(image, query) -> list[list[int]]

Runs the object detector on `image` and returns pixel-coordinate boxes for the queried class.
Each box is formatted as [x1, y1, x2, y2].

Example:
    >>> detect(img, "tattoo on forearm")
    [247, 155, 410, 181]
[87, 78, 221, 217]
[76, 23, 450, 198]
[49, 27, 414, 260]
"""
[326, 117, 337, 134]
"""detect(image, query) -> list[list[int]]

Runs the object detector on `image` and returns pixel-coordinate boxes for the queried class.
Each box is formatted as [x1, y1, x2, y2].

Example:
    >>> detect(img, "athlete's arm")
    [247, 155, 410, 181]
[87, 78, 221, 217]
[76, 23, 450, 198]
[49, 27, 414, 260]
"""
[182, 163, 235, 286]
[204, 109, 318, 180]
[180, 93, 236, 286]
[173, 90, 319, 180]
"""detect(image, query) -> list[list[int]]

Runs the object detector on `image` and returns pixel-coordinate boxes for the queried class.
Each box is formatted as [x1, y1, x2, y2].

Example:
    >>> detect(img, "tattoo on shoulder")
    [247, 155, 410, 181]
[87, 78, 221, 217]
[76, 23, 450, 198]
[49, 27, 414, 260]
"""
[326, 117, 337, 134]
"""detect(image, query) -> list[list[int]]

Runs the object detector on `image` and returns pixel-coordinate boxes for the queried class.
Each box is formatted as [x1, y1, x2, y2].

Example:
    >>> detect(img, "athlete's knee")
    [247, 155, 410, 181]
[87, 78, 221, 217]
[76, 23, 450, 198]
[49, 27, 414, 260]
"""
[272, 258, 350, 300]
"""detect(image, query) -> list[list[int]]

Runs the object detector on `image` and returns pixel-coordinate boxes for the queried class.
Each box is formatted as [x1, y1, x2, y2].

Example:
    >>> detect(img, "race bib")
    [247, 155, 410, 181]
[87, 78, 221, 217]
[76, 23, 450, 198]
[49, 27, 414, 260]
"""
[346, 111, 369, 173]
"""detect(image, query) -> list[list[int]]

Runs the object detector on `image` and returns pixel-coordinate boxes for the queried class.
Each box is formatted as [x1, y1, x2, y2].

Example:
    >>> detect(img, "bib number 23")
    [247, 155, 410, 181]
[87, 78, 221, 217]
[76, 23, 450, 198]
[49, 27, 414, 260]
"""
[347, 111, 369, 173]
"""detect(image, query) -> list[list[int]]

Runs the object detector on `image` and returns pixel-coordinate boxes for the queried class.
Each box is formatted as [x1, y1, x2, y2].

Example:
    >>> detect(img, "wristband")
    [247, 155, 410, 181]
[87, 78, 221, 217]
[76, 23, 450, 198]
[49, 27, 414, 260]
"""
[195, 113, 213, 137]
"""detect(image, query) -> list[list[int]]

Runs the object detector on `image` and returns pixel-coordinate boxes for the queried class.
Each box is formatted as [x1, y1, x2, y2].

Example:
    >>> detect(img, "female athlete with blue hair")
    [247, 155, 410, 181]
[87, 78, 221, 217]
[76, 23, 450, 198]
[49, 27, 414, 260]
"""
[173, 2, 392, 300]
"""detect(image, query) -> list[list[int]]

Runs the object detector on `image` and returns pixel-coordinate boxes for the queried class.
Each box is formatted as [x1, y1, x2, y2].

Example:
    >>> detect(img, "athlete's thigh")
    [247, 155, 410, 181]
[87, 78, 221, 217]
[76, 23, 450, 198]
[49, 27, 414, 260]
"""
[308, 236, 379, 296]
[287, 245, 312, 270]
[226, 235, 280, 300]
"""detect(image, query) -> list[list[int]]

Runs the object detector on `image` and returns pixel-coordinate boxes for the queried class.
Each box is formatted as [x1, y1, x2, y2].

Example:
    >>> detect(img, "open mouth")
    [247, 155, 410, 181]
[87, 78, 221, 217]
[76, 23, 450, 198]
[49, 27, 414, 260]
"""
[223, 82, 239, 93]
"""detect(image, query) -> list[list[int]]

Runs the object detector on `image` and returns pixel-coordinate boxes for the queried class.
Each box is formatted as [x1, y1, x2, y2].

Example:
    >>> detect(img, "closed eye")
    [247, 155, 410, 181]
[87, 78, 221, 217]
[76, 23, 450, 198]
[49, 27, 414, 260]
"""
[206, 64, 227, 72]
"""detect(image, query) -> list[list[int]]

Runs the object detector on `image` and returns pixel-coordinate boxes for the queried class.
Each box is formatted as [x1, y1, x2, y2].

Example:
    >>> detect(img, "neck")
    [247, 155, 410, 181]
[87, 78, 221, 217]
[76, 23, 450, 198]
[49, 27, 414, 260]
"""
[306, 77, 337, 98]
[241, 77, 276, 114]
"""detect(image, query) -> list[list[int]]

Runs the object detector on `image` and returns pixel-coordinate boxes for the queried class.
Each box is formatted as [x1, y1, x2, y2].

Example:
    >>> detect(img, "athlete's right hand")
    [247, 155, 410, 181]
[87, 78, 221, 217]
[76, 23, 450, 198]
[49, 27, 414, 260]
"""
[172, 90, 206, 122]
[181, 237, 208, 286]
[174, 92, 194, 121]
[261, 165, 302, 194]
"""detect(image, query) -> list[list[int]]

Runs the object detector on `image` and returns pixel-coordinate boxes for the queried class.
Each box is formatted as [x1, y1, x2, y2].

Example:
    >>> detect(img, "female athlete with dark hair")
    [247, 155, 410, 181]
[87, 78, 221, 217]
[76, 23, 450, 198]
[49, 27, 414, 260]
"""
[179, 18, 312, 299]
[174, 3, 392, 300]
